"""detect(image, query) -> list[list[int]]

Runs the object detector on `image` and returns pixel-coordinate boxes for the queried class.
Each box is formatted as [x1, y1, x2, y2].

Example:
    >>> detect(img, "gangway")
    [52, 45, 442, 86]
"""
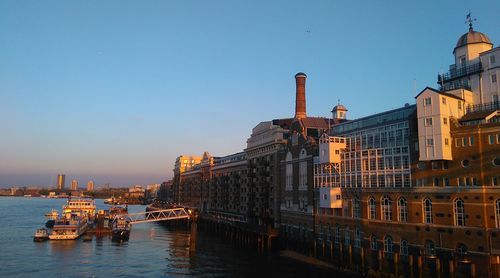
[113, 208, 191, 225]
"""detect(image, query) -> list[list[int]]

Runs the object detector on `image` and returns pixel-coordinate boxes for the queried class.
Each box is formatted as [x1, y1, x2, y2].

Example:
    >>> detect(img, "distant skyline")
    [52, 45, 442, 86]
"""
[1, 0, 499, 187]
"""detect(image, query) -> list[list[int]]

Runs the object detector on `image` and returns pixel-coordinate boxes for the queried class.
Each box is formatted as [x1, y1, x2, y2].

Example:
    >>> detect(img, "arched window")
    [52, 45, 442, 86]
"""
[371, 236, 378, 250]
[457, 243, 468, 255]
[425, 240, 436, 257]
[344, 228, 350, 246]
[285, 152, 293, 190]
[368, 197, 376, 220]
[354, 228, 361, 249]
[299, 149, 307, 189]
[454, 198, 465, 226]
[398, 197, 408, 222]
[400, 239, 408, 256]
[423, 198, 433, 224]
[384, 235, 393, 253]
[381, 196, 392, 221]
[496, 200, 500, 228]
[352, 197, 361, 218]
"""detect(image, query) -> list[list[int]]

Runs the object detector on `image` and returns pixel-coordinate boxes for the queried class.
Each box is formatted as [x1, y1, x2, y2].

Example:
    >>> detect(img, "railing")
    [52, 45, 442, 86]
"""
[466, 101, 500, 113]
[115, 208, 191, 224]
[438, 62, 483, 83]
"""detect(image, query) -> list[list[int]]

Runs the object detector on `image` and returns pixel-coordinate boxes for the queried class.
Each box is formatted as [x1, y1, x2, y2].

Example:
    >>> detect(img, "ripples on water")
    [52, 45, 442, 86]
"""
[0, 197, 351, 277]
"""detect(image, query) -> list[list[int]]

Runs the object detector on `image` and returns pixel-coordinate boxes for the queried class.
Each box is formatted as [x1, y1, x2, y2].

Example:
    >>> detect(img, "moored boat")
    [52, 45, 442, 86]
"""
[49, 211, 88, 240]
[63, 198, 96, 220]
[34, 228, 50, 242]
[111, 216, 131, 242]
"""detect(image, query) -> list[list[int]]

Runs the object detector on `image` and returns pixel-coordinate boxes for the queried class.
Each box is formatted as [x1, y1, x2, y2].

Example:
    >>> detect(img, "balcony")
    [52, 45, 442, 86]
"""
[466, 100, 500, 113]
[437, 62, 483, 84]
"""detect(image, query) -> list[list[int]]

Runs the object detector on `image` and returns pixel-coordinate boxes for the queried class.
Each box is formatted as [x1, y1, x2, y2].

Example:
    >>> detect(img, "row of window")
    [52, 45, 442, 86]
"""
[424, 117, 448, 126]
[423, 97, 463, 110]
[321, 227, 470, 257]
[358, 197, 500, 227]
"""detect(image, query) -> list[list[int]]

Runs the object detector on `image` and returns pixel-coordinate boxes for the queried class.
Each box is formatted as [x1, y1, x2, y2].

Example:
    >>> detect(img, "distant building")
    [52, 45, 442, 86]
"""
[71, 179, 78, 191]
[56, 174, 65, 190]
[87, 180, 94, 191]
[129, 185, 145, 199]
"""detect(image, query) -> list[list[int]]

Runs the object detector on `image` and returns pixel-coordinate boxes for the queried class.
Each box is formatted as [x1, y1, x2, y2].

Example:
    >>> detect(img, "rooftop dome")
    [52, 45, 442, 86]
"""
[295, 72, 307, 78]
[455, 27, 492, 50]
[332, 104, 347, 112]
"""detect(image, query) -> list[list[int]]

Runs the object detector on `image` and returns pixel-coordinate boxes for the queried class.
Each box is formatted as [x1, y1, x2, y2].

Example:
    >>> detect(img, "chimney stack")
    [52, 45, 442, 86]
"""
[294, 72, 307, 119]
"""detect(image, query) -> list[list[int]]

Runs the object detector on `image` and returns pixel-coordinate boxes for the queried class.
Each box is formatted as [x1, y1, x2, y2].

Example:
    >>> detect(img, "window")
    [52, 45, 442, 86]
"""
[335, 226, 340, 246]
[496, 200, 500, 228]
[425, 240, 436, 257]
[354, 228, 361, 248]
[455, 138, 460, 147]
[492, 74, 497, 83]
[344, 229, 350, 246]
[461, 159, 470, 168]
[352, 198, 361, 218]
[469, 136, 474, 146]
[424, 98, 432, 106]
[462, 137, 467, 147]
[493, 157, 500, 167]
[491, 55, 496, 64]
[398, 198, 408, 222]
[493, 177, 499, 186]
[458, 101, 462, 110]
[454, 199, 465, 226]
[445, 138, 449, 146]
[442, 97, 446, 104]
[426, 139, 434, 146]
[400, 240, 409, 256]
[384, 235, 393, 254]
[443, 117, 448, 125]
[371, 236, 378, 250]
[457, 243, 468, 255]
[285, 152, 293, 190]
[423, 198, 433, 224]
[368, 197, 376, 220]
[489, 135, 496, 145]
[425, 118, 433, 126]
[381, 196, 392, 221]
[299, 149, 307, 188]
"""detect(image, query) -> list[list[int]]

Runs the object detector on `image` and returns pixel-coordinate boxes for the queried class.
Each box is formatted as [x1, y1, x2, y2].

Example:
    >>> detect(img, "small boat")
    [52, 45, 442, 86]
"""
[45, 209, 59, 228]
[34, 228, 50, 242]
[111, 216, 131, 242]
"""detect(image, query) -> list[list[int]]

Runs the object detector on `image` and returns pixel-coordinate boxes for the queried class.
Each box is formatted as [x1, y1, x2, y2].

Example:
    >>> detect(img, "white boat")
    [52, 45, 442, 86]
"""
[34, 228, 50, 242]
[49, 211, 88, 240]
[63, 198, 96, 220]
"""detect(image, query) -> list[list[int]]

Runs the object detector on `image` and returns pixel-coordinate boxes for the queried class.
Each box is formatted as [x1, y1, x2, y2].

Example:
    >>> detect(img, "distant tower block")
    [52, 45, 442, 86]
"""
[294, 72, 307, 119]
[87, 180, 94, 191]
[57, 174, 66, 190]
[71, 180, 78, 191]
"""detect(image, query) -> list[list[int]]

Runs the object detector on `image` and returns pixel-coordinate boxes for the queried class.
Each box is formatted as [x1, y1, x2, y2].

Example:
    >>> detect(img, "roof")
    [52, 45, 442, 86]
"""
[459, 110, 496, 122]
[332, 104, 347, 111]
[298, 117, 330, 129]
[414, 87, 464, 101]
[455, 27, 492, 50]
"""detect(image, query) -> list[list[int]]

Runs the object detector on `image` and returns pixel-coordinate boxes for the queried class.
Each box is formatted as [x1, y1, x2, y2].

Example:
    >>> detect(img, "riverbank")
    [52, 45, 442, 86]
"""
[280, 250, 360, 277]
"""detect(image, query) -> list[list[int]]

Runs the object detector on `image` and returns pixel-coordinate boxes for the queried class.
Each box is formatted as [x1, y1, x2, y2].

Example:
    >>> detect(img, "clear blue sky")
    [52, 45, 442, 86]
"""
[1, 0, 499, 187]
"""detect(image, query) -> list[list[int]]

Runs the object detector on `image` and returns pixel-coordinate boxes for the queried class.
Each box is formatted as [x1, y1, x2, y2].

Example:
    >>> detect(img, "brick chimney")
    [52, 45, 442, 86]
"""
[294, 72, 307, 119]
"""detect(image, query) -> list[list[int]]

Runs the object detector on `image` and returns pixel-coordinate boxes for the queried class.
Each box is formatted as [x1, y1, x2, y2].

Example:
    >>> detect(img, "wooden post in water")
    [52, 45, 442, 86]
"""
[189, 212, 198, 257]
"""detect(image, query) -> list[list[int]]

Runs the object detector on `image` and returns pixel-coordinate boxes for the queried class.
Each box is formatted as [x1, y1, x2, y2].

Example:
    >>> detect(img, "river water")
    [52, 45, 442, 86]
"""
[0, 197, 354, 277]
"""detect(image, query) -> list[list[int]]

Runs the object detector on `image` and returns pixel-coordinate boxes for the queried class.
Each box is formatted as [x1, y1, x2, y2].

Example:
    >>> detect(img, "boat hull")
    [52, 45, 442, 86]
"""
[33, 236, 49, 242]
[111, 230, 130, 242]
